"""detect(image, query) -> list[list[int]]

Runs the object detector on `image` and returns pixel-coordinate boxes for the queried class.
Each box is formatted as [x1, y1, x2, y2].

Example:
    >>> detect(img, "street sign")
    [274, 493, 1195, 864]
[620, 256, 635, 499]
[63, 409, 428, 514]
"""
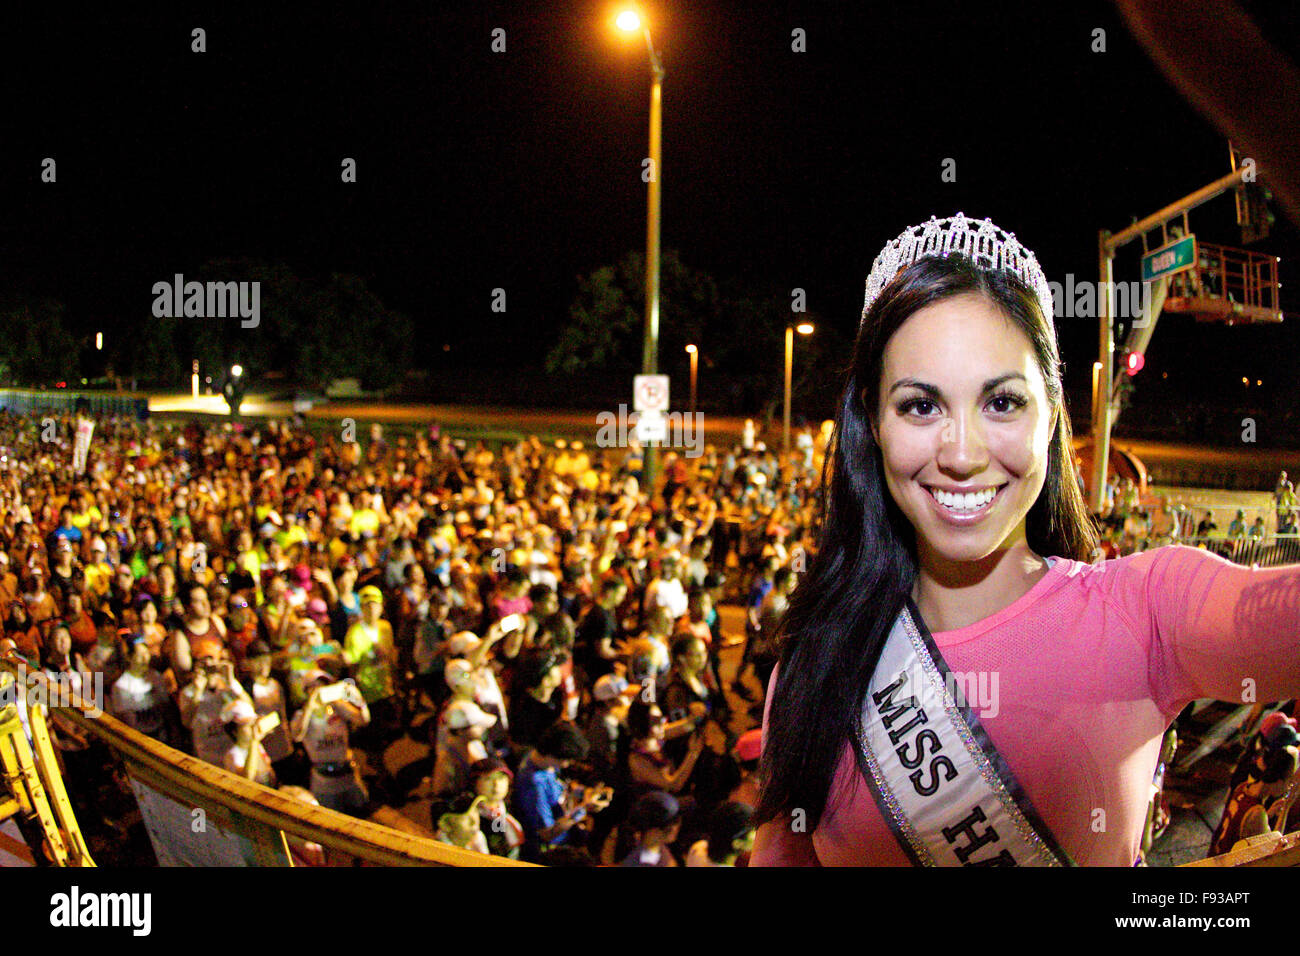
[1141, 234, 1198, 282]
[633, 374, 670, 413]
[634, 409, 667, 443]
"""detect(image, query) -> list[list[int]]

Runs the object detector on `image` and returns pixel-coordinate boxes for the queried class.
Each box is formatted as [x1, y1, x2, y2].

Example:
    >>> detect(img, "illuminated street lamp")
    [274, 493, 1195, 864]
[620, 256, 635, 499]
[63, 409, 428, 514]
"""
[685, 344, 697, 415]
[784, 323, 814, 454]
[616, 7, 665, 495]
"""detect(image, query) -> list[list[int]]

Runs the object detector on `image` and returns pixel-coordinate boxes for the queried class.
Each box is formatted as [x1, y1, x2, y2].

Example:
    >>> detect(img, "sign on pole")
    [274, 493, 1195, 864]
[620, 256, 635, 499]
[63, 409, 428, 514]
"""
[1141, 234, 1198, 282]
[633, 375, 670, 413]
[635, 409, 668, 444]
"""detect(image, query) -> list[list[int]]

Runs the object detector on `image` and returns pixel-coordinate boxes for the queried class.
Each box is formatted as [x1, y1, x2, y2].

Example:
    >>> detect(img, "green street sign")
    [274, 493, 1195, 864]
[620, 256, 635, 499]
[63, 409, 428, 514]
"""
[1141, 234, 1197, 282]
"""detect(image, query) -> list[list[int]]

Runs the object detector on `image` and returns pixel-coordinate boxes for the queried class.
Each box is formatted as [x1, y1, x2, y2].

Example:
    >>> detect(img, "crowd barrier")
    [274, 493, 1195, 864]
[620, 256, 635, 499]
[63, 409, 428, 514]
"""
[0, 389, 148, 419]
[1161, 535, 1300, 568]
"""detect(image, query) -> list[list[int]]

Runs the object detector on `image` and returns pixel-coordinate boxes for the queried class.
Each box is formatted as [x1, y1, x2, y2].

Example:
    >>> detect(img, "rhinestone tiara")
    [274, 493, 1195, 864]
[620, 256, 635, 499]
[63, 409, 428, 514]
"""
[861, 213, 1054, 328]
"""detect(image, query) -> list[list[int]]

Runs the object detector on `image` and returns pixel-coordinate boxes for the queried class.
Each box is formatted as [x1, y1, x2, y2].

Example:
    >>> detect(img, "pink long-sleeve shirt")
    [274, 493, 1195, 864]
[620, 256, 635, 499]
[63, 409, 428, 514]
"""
[751, 545, 1300, 866]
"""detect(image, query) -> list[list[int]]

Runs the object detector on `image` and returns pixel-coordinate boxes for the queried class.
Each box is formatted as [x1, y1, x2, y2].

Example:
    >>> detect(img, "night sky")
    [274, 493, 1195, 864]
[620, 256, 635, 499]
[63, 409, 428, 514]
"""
[2, 1, 1297, 421]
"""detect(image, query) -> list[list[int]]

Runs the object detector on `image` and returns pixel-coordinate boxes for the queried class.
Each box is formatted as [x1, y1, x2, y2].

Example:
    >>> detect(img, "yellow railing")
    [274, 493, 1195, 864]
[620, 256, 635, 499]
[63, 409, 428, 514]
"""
[0, 660, 530, 867]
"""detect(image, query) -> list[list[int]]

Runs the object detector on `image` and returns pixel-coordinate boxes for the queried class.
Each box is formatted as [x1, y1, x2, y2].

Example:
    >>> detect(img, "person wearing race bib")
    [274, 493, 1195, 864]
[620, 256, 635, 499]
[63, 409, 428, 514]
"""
[753, 213, 1300, 867]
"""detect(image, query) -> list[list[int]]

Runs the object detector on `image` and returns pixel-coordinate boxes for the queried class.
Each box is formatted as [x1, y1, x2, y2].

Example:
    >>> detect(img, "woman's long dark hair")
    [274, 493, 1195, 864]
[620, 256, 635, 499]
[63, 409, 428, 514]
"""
[756, 255, 1097, 830]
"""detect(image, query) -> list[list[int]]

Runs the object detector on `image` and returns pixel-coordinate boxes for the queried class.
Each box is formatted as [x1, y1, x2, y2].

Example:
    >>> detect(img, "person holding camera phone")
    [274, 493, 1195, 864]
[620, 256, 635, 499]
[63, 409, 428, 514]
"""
[514, 723, 605, 861]
[242, 640, 295, 776]
[220, 697, 276, 787]
[179, 658, 249, 766]
[291, 674, 371, 815]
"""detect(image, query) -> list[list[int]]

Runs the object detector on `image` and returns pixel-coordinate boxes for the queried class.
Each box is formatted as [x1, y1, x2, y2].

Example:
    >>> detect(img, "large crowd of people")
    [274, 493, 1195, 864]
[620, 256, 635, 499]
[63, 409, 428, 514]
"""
[3, 410, 1287, 866]
[0, 409, 827, 866]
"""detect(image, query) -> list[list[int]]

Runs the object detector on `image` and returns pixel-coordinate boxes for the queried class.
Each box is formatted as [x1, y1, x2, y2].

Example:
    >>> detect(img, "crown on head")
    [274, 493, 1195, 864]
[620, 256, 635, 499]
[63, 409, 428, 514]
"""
[861, 213, 1054, 328]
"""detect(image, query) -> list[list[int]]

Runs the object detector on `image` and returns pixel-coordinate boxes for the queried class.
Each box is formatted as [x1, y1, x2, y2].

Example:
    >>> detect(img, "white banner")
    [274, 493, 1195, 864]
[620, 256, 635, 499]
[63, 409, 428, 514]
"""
[73, 418, 94, 475]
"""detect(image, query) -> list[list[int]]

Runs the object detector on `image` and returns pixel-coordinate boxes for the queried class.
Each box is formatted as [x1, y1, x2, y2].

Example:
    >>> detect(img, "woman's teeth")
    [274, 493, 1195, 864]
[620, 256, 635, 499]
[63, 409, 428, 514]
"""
[928, 486, 999, 511]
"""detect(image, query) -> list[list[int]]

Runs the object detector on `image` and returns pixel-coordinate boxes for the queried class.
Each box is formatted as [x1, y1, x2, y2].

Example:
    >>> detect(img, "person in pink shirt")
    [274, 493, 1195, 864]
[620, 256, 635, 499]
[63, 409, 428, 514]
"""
[753, 214, 1300, 867]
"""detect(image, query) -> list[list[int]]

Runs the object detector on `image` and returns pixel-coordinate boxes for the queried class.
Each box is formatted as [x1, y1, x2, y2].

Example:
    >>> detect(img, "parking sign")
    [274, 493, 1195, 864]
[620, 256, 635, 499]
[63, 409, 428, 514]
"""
[634, 375, 670, 413]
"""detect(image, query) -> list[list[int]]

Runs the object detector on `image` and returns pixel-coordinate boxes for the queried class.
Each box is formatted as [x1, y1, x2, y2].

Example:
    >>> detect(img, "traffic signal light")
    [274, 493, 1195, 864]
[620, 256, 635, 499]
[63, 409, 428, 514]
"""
[1124, 351, 1144, 376]
[1237, 182, 1275, 244]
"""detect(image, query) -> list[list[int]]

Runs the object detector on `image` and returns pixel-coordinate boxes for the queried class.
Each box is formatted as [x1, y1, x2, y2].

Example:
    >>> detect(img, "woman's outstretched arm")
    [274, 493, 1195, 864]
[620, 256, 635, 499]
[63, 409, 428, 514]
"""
[1139, 545, 1300, 713]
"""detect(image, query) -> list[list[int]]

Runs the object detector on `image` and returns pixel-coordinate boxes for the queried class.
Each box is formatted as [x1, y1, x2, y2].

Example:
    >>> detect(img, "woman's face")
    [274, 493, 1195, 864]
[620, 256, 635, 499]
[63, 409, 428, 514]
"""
[188, 587, 211, 618]
[873, 293, 1055, 567]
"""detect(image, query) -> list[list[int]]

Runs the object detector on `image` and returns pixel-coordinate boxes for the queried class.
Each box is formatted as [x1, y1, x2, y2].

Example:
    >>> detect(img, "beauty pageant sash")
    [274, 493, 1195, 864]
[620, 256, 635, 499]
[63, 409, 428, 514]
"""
[853, 597, 1073, 866]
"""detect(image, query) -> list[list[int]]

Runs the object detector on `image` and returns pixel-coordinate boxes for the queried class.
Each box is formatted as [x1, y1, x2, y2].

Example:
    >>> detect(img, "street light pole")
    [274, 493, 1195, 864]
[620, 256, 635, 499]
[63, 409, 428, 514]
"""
[686, 344, 697, 415]
[783, 325, 794, 455]
[783, 323, 813, 455]
[641, 27, 665, 500]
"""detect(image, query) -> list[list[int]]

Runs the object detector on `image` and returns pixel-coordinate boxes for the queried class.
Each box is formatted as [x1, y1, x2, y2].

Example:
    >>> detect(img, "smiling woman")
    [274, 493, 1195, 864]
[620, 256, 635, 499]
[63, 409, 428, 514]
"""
[751, 214, 1300, 867]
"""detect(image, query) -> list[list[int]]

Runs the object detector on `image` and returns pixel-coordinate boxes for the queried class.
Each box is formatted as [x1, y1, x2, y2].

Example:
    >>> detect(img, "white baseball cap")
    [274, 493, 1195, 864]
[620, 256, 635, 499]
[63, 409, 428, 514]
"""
[220, 698, 257, 726]
[447, 632, 481, 656]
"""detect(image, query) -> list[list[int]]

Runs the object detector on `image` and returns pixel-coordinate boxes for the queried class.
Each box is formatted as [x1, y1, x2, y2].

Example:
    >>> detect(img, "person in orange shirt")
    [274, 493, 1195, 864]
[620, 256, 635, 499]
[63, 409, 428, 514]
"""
[4, 600, 43, 663]
[22, 569, 58, 639]
[63, 591, 98, 657]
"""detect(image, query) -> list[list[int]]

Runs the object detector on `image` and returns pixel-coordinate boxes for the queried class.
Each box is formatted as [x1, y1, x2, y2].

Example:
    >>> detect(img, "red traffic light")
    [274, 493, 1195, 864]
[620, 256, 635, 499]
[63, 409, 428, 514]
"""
[1125, 352, 1144, 376]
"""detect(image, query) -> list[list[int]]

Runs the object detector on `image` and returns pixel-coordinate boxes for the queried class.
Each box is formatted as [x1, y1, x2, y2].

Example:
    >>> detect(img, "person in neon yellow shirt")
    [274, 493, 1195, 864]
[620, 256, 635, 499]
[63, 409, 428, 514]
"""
[83, 537, 115, 598]
[342, 585, 398, 743]
[71, 491, 102, 533]
[275, 516, 309, 553]
[349, 494, 381, 538]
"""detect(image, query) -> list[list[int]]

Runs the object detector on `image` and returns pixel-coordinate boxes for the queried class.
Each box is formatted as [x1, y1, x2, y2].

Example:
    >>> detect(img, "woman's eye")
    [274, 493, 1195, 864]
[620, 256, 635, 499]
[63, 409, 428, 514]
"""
[989, 392, 1028, 414]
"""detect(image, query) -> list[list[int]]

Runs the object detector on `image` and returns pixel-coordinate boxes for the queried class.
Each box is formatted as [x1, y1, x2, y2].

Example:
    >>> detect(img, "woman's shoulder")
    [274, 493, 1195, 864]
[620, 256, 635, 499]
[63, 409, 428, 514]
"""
[1050, 543, 1240, 615]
